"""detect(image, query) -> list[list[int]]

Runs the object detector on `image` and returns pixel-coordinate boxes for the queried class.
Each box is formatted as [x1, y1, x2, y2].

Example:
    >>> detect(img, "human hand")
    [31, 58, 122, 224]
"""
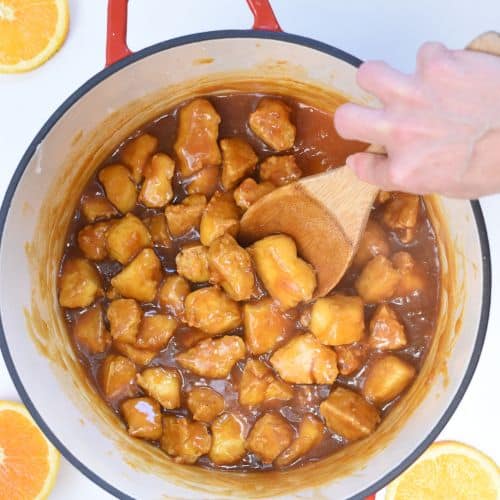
[334, 41, 500, 198]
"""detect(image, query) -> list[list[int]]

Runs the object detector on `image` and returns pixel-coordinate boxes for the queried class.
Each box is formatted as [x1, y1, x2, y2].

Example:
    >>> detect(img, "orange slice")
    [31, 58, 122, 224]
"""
[385, 441, 499, 500]
[0, 0, 69, 73]
[0, 401, 60, 499]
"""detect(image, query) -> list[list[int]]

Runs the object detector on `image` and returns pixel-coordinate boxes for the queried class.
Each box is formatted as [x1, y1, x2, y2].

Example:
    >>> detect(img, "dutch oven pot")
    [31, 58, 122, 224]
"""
[0, 1, 491, 498]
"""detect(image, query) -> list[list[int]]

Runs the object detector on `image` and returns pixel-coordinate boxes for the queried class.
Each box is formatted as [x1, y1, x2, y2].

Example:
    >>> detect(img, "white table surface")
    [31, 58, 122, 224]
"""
[0, 1, 499, 498]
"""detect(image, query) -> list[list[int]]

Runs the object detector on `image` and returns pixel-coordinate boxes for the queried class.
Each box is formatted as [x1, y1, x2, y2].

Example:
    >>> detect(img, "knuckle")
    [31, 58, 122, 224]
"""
[417, 42, 455, 77]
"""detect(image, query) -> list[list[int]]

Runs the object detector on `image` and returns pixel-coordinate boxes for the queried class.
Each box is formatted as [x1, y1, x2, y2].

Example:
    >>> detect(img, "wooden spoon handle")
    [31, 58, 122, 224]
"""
[467, 31, 500, 55]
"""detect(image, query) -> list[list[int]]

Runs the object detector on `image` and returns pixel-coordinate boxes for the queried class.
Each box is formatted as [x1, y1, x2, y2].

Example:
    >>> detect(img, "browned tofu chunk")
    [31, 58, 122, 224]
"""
[59, 258, 101, 308]
[177, 335, 246, 378]
[310, 295, 365, 346]
[249, 98, 296, 152]
[383, 193, 420, 243]
[320, 387, 380, 441]
[135, 314, 177, 350]
[334, 342, 369, 376]
[99, 354, 137, 400]
[369, 304, 407, 351]
[233, 178, 275, 211]
[259, 155, 302, 186]
[113, 341, 157, 366]
[239, 359, 293, 406]
[73, 304, 111, 354]
[165, 194, 207, 237]
[161, 415, 211, 464]
[121, 133, 158, 183]
[175, 244, 210, 283]
[186, 386, 225, 422]
[377, 190, 392, 204]
[208, 234, 255, 301]
[251, 235, 316, 310]
[275, 414, 324, 467]
[158, 275, 190, 316]
[177, 327, 214, 349]
[353, 220, 390, 267]
[355, 255, 400, 303]
[98, 164, 137, 214]
[186, 164, 219, 196]
[220, 137, 258, 190]
[246, 413, 294, 464]
[136, 367, 181, 409]
[111, 249, 162, 302]
[121, 397, 162, 440]
[174, 98, 221, 177]
[392, 251, 426, 297]
[209, 413, 246, 465]
[77, 222, 112, 260]
[363, 355, 416, 405]
[138, 153, 175, 208]
[270, 333, 338, 384]
[243, 298, 290, 355]
[184, 287, 241, 334]
[81, 195, 118, 222]
[106, 213, 151, 265]
[107, 298, 142, 344]
[144, 214, 172, 246]
[200, 191, 241, 246]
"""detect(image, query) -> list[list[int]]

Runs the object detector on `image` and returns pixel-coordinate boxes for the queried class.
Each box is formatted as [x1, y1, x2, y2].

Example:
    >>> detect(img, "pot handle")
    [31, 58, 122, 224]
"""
[106, 0, 281, 66]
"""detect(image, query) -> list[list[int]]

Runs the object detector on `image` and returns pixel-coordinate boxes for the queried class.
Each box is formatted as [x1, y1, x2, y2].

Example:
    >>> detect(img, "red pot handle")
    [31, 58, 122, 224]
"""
[106, 0, 282, 66]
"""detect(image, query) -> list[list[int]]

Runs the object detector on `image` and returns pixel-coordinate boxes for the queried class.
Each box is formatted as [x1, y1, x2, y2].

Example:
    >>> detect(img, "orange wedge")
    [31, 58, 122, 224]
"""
[0, 401, 60, 499]
[0, 0, 69, 73]
[385, 441, 499, 500]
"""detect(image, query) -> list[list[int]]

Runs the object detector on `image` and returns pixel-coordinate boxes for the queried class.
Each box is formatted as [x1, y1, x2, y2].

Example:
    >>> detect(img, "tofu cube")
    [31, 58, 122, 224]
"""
[187, 386, 225, 422]
[353, 220, 390, 267]
[200, 191, 241, 246]
[175, 244, 210, 283]
[158, 274, 190, 316]
[392, 251, 426, 297]
[73, 304, 111, 354]
[319, 387, 380, 441]
[113, 341, 157, 366]
[81, 195, 118, 222]
[143, 214, 172, 247]
[369, 304, 407, 350]
[233, 178, 275, 211]
[220, 137, 258, 190]
[121, 133, 158, 183]
[251, 234, 316, 310]
[77, 221, 112, 260]
[121, 397, 162, 440]
[334, 342, 369, 376]
[139, 153, 175, 208]
[98, 164, 137, 214]
[259, 155, 302, 186]
[177, 327, 214, 349]
[165, 194, 207, 237]
[355, 255, 400, 303]
[135, 314, 177, 351]
[136, 367, 181, 409]
[383, 193, 420, 243]
[209, 413, 246, 465]
[99, 354, 137, 400]
[186, 164, 220, 196]
[59, 258, 101, 308]
[107, 298, 142, 344]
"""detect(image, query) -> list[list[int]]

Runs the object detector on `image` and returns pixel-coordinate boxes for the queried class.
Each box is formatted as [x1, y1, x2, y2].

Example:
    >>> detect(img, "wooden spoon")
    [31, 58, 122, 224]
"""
[240, 32, 500, 298]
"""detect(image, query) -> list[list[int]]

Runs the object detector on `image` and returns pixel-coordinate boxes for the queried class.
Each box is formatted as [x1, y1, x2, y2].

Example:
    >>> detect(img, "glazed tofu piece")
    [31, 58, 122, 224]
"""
[363, 355, 416, 405]
[135, 314, 177, 350]
[319, 387, 380, 441]
[177, 327, 214, 349]
[220, 137, 258, 190]
[121, 133, 158, 183]
[143, 214, 172, 247]
[187, 386, 225, 422]
[161, 416, 211, 464]
[377, 191, 392, 204]
[209, 413, 246, 465]
[106, 213, 152, 265]
[246, 413, 294, 464]
[270, 333, 338, 384]
[208, 234, 255, 301]
[99, 354, 137, 400]
[77, 221, 112, 260]
[136, 367, 181, 409]
[175, 244, 210, 283]
[121, 397, 162, 440]
[111, 249, 162, 302]
[275, 414, 324, 467]
[158, 275, 190, 316]
[139, 153, 175, 208]
[383, 193, 420, 243]
[353, 220, 390, 267]
[334, 342, 369, 376]
[243, 298, 290, 355]
[113, 341, 157, 366]
[186, 164, 220, 196]
[200, 191, 241, 246]
[355, 255, 400, 303]
[81, 195, 118, 222]
[259, 155, 302, 186]
[73, 304, 111, 354]
[239, 359, 293, 406]
[165, 194, 207, 237]
[392, 251, 426, 296]
[107, 298, 142, 344]
[184, 287, 241, 334]
[249, 98, 296, 151]
[98, 164, 137, 213]
[59, 258, 101, 308]
[174, 98, 222, 177]
[251, 235, 316, 310]
[177, 335, 246, 378]
[233, 178, 275, 211]
[310, 295, 365, 346]
[369, 304, 407, 351]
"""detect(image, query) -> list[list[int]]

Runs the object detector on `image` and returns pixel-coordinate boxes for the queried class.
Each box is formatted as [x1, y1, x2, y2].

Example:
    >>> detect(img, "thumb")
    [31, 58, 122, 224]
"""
[346, 152, 396, 191]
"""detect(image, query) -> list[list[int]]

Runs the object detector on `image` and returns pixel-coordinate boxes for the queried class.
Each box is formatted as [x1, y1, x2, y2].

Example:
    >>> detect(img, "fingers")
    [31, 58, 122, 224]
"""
[346, 152, 395, 190]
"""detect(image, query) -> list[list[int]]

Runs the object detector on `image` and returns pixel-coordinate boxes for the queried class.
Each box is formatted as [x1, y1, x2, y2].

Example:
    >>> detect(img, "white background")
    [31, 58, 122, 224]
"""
[0, 1, 499, 498]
